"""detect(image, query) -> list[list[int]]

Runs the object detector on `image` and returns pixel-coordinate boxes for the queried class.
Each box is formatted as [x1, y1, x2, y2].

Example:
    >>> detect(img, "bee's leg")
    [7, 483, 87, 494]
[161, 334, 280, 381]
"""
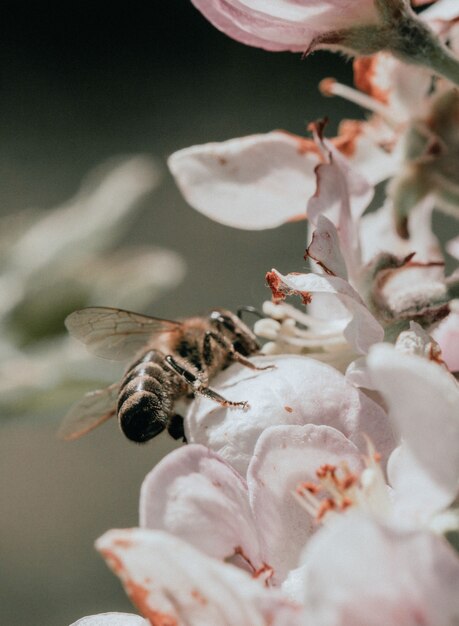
[164, 354, 248, 409]
[167, 413, 187, 443]
[203, 331, 274, 372]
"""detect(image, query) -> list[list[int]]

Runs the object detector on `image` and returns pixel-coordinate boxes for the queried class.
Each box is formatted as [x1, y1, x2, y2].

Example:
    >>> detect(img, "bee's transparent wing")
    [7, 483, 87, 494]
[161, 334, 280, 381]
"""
[65, 306, 182, 360]
[58, 382, 120, 441]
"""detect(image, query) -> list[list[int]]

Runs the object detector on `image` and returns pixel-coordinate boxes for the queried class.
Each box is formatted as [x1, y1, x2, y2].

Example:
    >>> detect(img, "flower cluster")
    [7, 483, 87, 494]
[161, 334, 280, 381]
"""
[71, 2, 459, 625]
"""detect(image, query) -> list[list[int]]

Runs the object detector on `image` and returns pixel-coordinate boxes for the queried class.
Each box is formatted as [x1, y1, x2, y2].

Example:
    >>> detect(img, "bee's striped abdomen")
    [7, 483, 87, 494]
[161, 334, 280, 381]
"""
[117, 349, 176, 443]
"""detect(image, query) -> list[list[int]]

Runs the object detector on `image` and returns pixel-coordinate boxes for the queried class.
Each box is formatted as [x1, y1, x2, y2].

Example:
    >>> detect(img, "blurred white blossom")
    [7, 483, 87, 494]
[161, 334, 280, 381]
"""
[0, 156, 185, 413]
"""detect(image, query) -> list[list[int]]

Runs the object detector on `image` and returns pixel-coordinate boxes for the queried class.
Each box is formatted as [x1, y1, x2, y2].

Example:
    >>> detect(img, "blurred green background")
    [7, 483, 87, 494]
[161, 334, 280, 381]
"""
[0, 1, 384, 624]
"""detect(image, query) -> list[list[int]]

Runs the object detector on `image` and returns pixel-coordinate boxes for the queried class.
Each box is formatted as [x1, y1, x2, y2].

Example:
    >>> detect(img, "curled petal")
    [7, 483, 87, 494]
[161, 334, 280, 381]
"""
[96, 528, 301, 626]
[247, 424, 362, 583]
[168, 132, 319, 229]
[306, 215, 348, 280]
[307, 131, 372, 281]
[367, 344, 459, 502]
[190, 0, 379, 52]
[140, 444, 262, 567]
[186, 355, 394, 475]
[268, 269, 384, 354]
[69, 615, 148, 626]
[301, 513, 459, 625]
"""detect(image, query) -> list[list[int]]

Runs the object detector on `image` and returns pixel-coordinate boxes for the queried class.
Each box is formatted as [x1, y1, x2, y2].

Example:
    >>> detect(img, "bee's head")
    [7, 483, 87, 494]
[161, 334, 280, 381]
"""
[209, 309, 259, 356]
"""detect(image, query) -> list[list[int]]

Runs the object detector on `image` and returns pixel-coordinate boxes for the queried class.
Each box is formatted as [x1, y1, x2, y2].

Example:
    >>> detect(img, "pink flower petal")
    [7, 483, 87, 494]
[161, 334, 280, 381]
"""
[301, 513, 459, 625]
[267, 269, 384, 354]
[139, 444, 262, 567]
[432, 302, 459, 372]
[190, 0, 379, 52]
[69, 615, 148, 626]
[96, 528, 301, 626]
[186, 355, 394, 475]
[367, 344, 459, 502]
[168, 132, 319, 229]
[247, 424, 363, 583]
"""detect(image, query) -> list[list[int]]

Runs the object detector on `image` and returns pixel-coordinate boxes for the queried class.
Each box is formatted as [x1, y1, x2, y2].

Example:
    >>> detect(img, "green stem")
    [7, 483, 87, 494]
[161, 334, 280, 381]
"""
[420, 43, 459, 87]
[381, 2, 459, 86]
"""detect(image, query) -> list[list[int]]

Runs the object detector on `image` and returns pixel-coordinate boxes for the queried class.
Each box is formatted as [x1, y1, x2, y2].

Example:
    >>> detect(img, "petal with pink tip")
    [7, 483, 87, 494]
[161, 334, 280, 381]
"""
[139, 444, 262, 567]
[367, 344, 459, 500]
[70, 615, 148, 626]
[268, 269, 384, 354]
[301, 513, 459, 625]
[190, 0, 379, 52]
[186, 355, 395, 475]
[247, 424, 363, 584]
[96, 528, 301, 626]
[168, 132, 319, 229]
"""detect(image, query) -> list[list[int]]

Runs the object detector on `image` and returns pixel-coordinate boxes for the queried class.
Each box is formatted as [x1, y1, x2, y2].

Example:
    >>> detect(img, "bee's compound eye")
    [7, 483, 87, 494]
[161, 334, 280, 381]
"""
[119, 403, 165, 443]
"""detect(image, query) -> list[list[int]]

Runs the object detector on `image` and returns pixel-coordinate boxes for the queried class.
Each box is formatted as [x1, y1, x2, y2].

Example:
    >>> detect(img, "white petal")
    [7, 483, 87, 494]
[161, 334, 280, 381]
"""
[268, 269, 384, 354]
[367, 344, 459, 502]
[247, 424, 362, 583]
[306, 215, 348, 280]
[69, 614, 147, 626]
[96, 528, 300, 626]
[447, 235, 459, 261]
[301, 513, 459, 625]
[168, 132, 319, 229]
[388, 445, 454, 526]
[139, 444, 262, 567]
[186, 355, 394, 475]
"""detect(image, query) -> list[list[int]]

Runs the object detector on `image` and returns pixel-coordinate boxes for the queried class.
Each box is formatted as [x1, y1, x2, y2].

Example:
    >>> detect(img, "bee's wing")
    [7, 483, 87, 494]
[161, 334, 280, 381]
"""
[65, 306, 182, 360]
[58, 382, 120, 441]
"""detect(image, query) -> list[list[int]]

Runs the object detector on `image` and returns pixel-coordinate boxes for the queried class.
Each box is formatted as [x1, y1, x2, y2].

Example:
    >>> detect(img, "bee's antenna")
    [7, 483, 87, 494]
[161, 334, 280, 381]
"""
[237, 306, 265, 321]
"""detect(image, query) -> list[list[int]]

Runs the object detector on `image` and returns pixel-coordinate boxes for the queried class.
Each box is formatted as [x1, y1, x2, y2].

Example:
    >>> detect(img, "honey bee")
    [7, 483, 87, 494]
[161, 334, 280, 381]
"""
[60, 306, 271, 443]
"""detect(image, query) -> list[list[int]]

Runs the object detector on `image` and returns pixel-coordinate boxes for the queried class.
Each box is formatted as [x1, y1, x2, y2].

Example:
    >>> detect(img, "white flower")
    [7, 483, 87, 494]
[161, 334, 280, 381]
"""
[300, 512, 459, 626]
[184, 354, 395, 474]
[323, 0, 459, 232]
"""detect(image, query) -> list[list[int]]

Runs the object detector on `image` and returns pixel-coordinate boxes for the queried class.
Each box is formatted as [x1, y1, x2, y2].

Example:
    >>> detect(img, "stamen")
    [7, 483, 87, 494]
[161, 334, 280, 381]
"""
[294, 441, 391, 524]
[319, 78, 400, 129]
